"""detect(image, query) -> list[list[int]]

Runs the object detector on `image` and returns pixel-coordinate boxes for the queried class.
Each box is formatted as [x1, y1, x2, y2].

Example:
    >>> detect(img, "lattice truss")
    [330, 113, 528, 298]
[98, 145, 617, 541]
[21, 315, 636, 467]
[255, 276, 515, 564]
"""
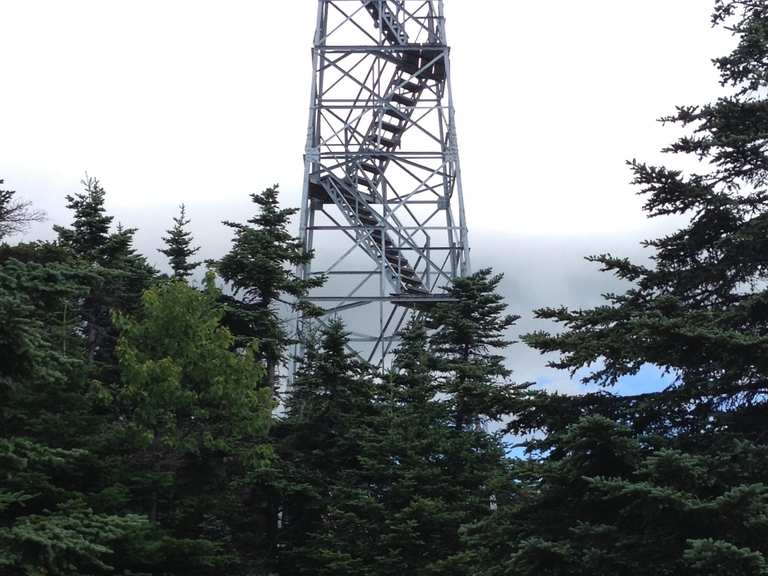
[298, 0, 470, 365]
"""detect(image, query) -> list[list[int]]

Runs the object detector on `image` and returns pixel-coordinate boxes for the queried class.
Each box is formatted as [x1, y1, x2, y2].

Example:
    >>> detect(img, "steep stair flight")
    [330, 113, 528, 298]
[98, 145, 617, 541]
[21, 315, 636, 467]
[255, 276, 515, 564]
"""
[311, 0, 445, 295]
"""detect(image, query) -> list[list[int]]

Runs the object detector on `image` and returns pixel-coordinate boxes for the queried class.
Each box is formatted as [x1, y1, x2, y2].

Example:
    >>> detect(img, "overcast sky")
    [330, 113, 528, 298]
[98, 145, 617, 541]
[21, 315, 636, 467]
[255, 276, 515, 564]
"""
[1, 0, 734, 390]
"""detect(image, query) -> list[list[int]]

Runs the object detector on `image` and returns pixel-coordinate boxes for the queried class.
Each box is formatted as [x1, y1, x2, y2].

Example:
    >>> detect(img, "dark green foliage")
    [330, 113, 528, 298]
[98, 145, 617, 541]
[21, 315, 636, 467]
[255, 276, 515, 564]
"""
[0, 439, 148, 576]
[0, 254, 149, 575]
[159, 204, 201, 279]
[54, 176, 113, 259]
[275, 320, 380, 574]
[466, 3, 768, 575]
[274, 318, 512, 576]
[0, 256, 100, 444]
[466, 418, 768, 576]
[217, 185, 323, 388]
[429, 268, 520, 429]
[365, 320, 510, 575]
[522, 1, 768, 432]
[54, 176, 156, 376]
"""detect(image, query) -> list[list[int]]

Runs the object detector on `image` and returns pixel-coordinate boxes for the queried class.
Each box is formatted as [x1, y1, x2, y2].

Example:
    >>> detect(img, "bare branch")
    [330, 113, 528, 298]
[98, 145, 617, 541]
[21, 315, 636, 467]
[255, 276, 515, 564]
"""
[0, 179, 46, 241]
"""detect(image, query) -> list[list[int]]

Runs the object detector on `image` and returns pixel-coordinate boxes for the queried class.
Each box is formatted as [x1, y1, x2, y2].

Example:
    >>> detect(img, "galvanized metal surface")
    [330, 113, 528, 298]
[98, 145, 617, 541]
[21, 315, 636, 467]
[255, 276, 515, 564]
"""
[297, 0, 469, 367]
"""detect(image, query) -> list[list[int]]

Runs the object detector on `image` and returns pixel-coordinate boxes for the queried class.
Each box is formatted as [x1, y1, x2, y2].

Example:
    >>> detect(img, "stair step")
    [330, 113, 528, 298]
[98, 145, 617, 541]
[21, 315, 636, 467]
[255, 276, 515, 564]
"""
[357, 176, 375, 189]
[391, 94, 416, 107]
[370, 135, 400, 149]
[401, 81, 421, 93]
[401, 275, 422, 286]
[400, 52, 421, 75]
[385, 257, 413, 271]
[380, 121, 404, 134]
[360, 162, 380, 174]
[384, 107, 407, 121]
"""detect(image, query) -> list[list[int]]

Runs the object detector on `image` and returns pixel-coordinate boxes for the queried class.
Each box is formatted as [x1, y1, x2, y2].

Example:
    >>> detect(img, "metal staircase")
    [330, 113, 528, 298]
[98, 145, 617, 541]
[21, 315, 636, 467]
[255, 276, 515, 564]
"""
[310, 0, 435, 295]
[362, 0, 408, 46]
[299, 0, 469, 365]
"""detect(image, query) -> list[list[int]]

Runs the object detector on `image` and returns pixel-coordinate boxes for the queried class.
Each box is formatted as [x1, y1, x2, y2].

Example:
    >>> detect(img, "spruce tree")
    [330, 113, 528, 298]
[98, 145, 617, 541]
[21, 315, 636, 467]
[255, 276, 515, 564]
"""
[429, 268, 520, 430]
[158, 204, 201, 279]
[273, 318, 512, 576]
[466, 415, 768, 576]
[0, 256, 149, 575]
[521, 0, 768, 438]
[366, 320, 510, 576]
[54, 176, 113, 259]
[54, 177, 156, 373]
[275, 320, 380, 575]
[472, 2, 768, 574]
[217, 184, 323, 388]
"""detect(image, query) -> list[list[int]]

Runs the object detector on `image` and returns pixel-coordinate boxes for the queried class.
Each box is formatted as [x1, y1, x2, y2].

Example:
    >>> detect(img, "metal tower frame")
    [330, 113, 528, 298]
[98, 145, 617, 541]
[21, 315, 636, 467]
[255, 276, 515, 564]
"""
[298, 0, 469, 366]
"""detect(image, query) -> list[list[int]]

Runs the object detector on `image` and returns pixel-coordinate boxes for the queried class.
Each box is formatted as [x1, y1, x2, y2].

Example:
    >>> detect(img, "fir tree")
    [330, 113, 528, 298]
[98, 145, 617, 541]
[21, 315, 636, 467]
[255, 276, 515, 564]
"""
[54, 176, 113, 259]
[273, 319, 511, 576]
[521, 0, 768, 439]
[466, 416, 768, 576]
[54, 177, 156, 373]
[429, 268, 520, 430]
[158, 204, 201, 279]
[0, 256, 149, 575]
[473, 2, 768, 574]
[275, 320, 380, 575]
[366, 320, 510, 576]
[217, 184, 323, 388]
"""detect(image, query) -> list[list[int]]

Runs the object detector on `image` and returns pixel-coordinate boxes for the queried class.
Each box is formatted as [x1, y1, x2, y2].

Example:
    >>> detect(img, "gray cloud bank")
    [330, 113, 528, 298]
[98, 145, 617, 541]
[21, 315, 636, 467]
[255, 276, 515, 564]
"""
[14, 189, 669, 393]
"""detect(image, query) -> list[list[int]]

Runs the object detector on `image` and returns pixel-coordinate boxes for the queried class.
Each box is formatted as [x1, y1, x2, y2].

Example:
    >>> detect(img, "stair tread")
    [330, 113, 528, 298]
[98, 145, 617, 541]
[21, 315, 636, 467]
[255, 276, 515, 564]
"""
[391, 94, 416, 107]
[380, 121, 404, 134]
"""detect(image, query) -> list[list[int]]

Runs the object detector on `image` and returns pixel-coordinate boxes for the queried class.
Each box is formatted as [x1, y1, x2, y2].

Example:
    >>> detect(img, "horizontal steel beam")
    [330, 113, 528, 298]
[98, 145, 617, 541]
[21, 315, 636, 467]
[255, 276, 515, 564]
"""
[308, 295, 455, 303]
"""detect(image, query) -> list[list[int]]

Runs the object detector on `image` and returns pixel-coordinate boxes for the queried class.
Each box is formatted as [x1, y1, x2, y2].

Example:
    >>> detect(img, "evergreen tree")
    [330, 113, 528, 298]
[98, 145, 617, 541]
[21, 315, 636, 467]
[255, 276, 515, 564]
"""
[217, 185, 323, 388]
[54, 176, 156, 374]
[159, 204, 201, 279]
[470, 2, 768, 574]
[429, 268, 520, 430]
[521, 0, 768, 439]
[364, 320, 510, 576]
[273, 318, 512, 576]
[275, 320, 380, 575]
[465, 416, 768, 576]
[0, 256, 149, 575]
[54, 176, 113, 259]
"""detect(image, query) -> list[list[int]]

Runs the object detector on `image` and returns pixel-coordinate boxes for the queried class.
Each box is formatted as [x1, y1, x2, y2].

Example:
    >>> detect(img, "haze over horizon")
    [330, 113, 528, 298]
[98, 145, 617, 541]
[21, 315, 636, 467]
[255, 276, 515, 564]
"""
[1, 0, 732, 392]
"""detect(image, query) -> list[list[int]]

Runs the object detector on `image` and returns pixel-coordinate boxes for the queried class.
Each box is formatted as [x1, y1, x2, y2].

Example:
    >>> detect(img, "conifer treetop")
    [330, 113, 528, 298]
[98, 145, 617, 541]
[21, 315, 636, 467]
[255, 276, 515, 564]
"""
[158, 204, 201, 279]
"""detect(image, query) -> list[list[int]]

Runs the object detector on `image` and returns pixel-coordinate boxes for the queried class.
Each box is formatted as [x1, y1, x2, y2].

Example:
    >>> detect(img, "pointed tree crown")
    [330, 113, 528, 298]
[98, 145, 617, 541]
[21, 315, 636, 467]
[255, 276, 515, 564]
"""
[158, 204, 200, 279]
[54, 176, 113, 258]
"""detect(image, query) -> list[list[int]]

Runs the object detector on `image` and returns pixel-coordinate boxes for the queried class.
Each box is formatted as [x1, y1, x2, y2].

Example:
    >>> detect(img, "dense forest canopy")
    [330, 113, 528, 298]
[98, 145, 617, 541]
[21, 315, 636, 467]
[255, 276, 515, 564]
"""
[2, 1, 768, 574]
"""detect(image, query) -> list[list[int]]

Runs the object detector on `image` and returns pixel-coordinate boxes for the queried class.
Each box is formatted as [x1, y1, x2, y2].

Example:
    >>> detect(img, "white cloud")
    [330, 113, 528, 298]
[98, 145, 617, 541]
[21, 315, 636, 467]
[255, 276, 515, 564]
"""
[1, 0, 735, 387]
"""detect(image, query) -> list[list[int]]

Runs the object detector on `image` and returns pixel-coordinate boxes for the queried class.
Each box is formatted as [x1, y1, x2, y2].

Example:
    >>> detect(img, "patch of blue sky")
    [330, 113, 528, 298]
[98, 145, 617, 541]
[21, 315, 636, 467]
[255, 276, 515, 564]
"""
[531, 363, 678, 397]
[504, 364, 679, 459]
[613, 363, 678, 396]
